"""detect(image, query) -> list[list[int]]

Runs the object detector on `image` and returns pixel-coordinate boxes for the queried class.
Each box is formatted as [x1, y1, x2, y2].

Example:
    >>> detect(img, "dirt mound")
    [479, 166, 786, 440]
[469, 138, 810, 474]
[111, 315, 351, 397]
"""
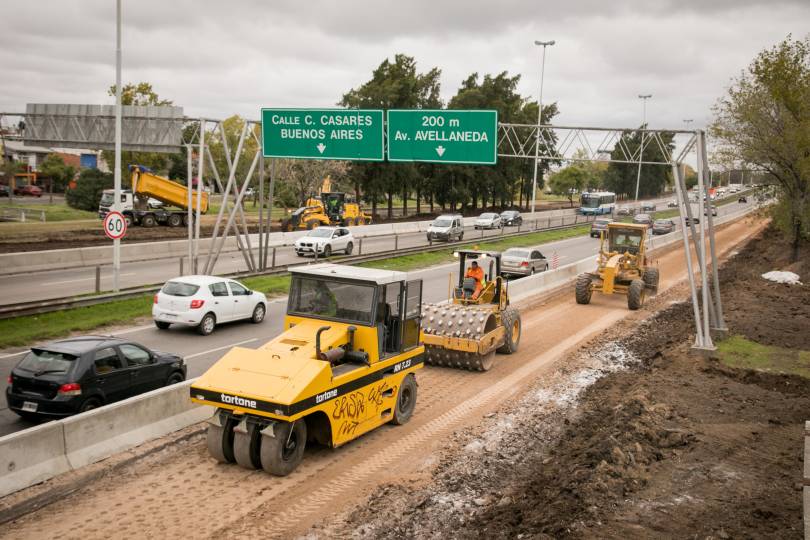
[315, 224, 810, 539]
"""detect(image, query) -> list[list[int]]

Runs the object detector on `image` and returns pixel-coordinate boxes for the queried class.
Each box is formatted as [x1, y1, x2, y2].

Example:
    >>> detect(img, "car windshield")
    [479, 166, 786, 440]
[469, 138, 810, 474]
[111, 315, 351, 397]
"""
[595, 219, 611, 225]
[288, 277, 375, 324]
[479, 213, 496, 219]
[162, 281, 200, 297]
[504, 248, 530, 258]
[100, 192, 114, 205]
[18, 349, 78, 375]
[654, 220, 671, 225]
[307, 229, 334, 238]
[433, 219, 452, 227]
[501, 211, 516, 217]
[634, 214, 650, 221]
[581, 197, 601, 208]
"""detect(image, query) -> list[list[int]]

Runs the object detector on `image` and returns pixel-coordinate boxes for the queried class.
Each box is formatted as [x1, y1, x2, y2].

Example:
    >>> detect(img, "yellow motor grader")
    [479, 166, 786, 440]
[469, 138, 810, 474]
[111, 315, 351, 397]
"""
[575, 222, 659, 310]
[190, 262, 516, 476]
[281, 177, 371, 231]
[421, 250, 521, 371]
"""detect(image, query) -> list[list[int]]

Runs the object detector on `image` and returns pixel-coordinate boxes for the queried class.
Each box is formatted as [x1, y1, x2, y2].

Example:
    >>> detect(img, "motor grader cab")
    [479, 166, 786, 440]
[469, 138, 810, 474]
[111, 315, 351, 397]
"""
[421, 250, 522, 371]
[190, 264, 424, 476]
[575, 222, 659, 310]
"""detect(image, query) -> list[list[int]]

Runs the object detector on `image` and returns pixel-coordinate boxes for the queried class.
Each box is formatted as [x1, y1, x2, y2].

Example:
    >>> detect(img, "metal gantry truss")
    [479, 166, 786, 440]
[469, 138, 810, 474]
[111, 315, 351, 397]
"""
[498, 123, 725, 352]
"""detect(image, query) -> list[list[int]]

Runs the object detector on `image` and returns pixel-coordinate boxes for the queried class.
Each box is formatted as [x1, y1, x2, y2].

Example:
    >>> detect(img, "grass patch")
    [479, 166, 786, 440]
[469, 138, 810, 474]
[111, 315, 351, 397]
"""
[717, 335, 810, 379]
[0, 295, 153, 349]
[0, 203, 97, 222]
[241, 274, 291, 296]
[360, 224, 591, 272]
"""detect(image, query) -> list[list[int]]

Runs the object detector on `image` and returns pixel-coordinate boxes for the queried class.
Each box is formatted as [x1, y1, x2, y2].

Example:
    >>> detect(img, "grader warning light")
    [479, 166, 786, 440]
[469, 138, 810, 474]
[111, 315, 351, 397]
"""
[575, 222, 659, 310]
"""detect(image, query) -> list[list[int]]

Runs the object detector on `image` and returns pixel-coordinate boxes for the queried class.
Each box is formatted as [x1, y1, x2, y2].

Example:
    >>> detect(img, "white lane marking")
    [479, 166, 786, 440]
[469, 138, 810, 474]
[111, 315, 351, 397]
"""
[110, 324, 155, 336]
[184, 338, 258, 360]
[42, 273, 136, 286]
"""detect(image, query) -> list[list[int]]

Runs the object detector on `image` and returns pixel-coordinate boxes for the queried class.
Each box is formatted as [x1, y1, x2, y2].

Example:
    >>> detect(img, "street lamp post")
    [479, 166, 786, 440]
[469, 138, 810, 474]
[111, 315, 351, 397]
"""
[682, 119, 693, 191]
[530, 39, 555, 215]
[112, 0, 123, 292]
[634, 94, 652, 201]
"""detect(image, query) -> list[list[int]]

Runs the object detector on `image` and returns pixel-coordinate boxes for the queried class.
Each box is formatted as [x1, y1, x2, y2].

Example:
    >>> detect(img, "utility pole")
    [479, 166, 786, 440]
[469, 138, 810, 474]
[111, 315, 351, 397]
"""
[112, 0, 123, 292]
[530, 39, 555, 215]
[634, 94, 652, 201]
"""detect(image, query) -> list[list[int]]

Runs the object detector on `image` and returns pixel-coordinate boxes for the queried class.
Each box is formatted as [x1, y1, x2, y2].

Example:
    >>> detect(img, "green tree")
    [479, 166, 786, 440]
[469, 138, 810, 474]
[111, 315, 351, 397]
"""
[341, 54, 442, 218]
[103, 82, 175, 182]
[39, 153, 76, 194]
[66, 168, 113, 211]
[549, 165, 588, 207]
[711, 35, 810, 261]
[603, 126, 674, 199]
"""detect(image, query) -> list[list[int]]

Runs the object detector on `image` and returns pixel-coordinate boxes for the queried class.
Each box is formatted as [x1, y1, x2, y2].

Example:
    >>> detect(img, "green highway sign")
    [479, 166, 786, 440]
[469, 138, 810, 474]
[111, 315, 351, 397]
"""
[386, 109, 498, 165]
[261, 108, 384, 161]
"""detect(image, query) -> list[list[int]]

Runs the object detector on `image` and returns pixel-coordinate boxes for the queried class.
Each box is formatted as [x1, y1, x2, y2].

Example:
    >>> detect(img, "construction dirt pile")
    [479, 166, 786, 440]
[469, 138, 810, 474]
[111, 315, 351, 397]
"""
[312, 224, 810, 539]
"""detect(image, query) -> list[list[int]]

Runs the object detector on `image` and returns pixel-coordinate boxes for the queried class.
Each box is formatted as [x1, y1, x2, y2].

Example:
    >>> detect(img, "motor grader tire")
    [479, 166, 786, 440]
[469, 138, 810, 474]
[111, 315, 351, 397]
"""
[260, 420, 307, 476]
[206, 413, 237, 464]
[497, 307, 521, 354]
[628, 279, 646, 310]
[356, 217, 366, 226]
[233, 420, 264, 470]
[306, 220, 318, 230]
[643, 267, 660, 293]
[392, 374, 417, 426]
[575, 274, 593, 305]
[281, 218, 292, 232]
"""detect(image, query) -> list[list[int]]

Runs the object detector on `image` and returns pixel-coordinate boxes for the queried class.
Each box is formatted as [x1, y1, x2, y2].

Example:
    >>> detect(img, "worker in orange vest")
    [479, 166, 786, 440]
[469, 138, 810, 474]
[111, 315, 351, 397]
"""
[464, 260, 485, 299]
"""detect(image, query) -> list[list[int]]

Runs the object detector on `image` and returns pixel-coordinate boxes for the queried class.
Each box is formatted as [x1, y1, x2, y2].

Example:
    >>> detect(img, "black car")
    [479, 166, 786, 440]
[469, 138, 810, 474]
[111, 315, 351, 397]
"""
[6, 336, 186, 420]
[500, 210, 523, 226]
[0, 185, 9, 197]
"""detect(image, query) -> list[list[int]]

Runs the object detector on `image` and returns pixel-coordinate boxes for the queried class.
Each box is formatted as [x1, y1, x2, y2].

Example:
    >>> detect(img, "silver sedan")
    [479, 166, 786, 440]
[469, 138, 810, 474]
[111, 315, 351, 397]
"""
[501, 248, 549, 277]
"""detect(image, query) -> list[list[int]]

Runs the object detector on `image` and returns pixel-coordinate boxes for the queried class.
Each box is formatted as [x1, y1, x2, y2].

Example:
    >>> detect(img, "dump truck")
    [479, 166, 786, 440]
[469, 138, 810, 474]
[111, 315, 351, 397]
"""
[575, 222, 659, 310]
[281, 177, 371, 231]
[421, 250, 521, 371]
[98, 165, 208, 227]
[190, 260, 520, 476]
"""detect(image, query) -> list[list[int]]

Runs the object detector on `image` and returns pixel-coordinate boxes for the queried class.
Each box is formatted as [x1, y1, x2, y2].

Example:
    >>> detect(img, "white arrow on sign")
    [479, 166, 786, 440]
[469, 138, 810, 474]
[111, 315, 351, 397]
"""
[435, 145, 446, 157]
[316, 143, 326, 154]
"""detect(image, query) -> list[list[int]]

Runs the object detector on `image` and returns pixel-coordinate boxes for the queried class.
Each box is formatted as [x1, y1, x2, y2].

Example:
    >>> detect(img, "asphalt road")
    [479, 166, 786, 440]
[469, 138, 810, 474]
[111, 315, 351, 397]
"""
[0, 197, 749, 437]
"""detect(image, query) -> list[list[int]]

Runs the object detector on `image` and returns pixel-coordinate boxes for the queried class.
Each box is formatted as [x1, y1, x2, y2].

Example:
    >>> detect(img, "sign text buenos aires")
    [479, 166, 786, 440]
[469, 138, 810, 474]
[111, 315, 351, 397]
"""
[386, 109, 497, 165]
[261, 108, 384, 161]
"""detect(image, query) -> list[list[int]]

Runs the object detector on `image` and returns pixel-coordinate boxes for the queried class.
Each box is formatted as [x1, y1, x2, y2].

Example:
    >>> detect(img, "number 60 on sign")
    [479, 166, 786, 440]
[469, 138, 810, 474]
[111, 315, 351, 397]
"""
[103, 211, 128, 240]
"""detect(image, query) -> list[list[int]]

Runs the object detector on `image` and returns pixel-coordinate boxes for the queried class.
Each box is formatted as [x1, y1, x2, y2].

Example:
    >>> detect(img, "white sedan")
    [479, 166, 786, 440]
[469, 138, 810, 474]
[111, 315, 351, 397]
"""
[474, 213, 503, 229]
[152, 275, 267, 336]
[294, 226, 354, 257]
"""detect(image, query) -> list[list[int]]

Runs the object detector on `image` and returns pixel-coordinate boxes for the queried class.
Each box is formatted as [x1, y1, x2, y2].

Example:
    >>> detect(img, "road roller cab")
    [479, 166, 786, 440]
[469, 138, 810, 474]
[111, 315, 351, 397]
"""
[421, 250, 522, 371]
[190, 264, 424, 476]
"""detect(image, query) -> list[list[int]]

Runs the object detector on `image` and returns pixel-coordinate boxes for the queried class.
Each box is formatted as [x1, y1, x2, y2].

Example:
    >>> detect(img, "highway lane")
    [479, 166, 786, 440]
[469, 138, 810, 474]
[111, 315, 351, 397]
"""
[0, 213, 589, 305]
[0, 193, 685, 305]
[0, 198, 749, 436]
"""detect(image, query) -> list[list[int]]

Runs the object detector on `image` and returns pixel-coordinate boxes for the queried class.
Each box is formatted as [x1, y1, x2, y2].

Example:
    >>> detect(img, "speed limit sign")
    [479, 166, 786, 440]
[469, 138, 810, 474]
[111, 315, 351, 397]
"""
[103, 211, 128, 240]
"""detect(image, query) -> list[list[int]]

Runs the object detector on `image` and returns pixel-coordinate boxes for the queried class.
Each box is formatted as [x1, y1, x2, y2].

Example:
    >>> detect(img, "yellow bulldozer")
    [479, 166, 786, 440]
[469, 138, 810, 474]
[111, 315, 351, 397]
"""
[421, 250, 521, 371]
[575, 222, 659, 310]
[281, 176, 371, 231]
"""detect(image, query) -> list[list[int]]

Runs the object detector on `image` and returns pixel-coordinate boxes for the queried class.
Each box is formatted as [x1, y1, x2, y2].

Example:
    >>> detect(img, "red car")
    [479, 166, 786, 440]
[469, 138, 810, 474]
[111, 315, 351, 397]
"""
[13, 185, 43, 197]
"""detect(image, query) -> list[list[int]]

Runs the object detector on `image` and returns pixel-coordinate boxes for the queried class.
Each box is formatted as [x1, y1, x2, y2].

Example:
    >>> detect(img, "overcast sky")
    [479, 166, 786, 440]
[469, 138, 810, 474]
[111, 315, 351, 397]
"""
[1, 0, 807, 133]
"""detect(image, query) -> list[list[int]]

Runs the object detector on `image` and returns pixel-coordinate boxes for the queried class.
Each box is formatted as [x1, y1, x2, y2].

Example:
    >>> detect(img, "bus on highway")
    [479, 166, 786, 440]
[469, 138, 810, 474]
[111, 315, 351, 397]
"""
[579, 191, 616, 215]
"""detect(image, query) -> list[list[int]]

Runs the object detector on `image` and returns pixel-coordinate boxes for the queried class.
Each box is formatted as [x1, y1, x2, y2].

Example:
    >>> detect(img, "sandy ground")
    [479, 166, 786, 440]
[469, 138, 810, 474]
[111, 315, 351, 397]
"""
[0, 214, 769, 539]
[312, 222, 810, 539]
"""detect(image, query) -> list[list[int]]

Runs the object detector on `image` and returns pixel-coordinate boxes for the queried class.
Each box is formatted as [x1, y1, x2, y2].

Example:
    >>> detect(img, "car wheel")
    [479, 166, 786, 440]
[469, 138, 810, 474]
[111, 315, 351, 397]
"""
[345, 241, 353, 255]
[323, 244, 332, 258]
[166, 372, 185, 386]
[392, 374, 417, 425]
[155, 321, 171, 330]
[530, 267, 536, 275]
[251, 303, 266, 324]
[197, 312, 216, 335]
[79, 397, 102, 413]
[458, 232, 464, 241]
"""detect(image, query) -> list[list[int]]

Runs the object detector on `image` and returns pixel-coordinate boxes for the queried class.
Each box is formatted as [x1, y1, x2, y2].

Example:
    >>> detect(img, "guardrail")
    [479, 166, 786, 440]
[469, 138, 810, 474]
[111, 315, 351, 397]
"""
[0, 216, 596, 319]
[0, 207, 46, 223]
[0, 203, 759, 503]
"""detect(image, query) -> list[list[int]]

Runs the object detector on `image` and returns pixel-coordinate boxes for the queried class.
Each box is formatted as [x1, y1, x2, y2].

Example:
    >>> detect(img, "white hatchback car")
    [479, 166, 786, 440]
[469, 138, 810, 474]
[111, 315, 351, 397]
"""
[474, 212, 503, 229]
[152, 275, 267, 335]
[294, 226, 354, 257]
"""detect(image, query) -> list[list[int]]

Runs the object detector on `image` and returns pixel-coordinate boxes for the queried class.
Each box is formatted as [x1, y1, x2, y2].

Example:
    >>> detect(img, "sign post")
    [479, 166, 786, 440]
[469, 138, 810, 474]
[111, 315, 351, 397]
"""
[261, 109, 384, 161]
[386, 110, 498, 165]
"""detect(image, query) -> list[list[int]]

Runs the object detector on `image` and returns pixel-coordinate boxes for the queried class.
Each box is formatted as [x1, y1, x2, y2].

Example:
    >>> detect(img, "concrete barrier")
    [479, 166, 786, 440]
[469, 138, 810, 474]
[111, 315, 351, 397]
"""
[805, 421, 809, 539]
[0, 421, 71, 498]
[0, 379, 211, 498]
